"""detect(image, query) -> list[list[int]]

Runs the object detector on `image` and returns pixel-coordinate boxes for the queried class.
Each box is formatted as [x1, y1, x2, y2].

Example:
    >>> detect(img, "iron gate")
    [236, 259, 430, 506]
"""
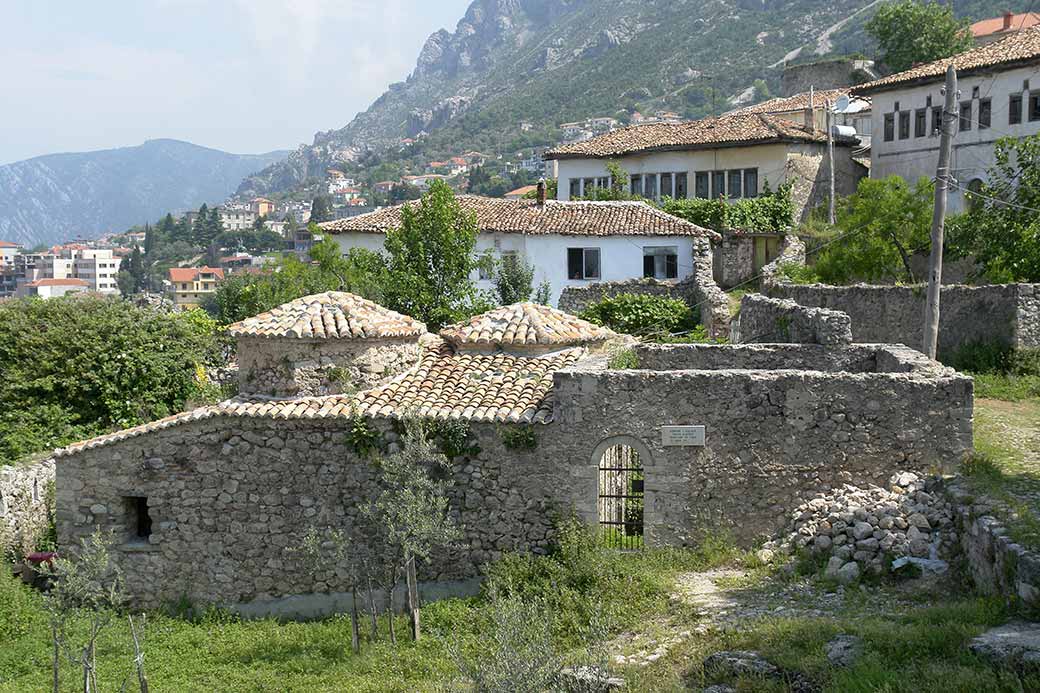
[598, 444, 644, 549]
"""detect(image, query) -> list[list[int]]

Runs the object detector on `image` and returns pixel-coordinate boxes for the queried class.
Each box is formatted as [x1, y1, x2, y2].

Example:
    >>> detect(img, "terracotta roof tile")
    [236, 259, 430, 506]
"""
[855, 26, 1040, 94]
[727, 88, 861, 115]
[544, 113, 842, 160]
[168, 266, 224, 283]
[320, 196, 713, 238]
[440, 302, 614, 348]
[971, 12, 1040, 39]
[228, 291, 427, 340]
[25, 278, 89, 287]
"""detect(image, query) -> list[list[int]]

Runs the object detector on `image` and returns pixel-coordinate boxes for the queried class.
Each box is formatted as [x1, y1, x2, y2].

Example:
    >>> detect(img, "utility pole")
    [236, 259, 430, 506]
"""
[826, 99, 836, 225]
[923, 64, 958, 360]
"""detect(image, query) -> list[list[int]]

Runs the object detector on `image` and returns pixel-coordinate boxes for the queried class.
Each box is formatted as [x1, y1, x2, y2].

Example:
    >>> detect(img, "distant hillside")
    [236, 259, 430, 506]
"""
[0, 139, 287, 247]
[238, 0, 1021, 198]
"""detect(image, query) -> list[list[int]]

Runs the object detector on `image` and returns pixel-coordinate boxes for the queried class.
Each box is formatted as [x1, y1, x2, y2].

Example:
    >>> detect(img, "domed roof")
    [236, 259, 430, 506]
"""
[228, 292, 426, 340]
[439, 302, 614, 349]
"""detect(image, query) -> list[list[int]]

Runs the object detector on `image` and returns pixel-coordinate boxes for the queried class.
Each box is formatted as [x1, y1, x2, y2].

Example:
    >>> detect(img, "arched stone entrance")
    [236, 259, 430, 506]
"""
[592, 436, 653, 549]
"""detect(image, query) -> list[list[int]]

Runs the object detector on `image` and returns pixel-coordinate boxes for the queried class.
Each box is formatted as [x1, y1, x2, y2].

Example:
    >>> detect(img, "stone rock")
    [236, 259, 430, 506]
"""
[701, 686, 736, 693]
[755, 548, 775, 564]
[836, 561, 861, 585]
[703, 650, 779, 678]
[814, 535, 833, 552]
[826, 634, 863, 667]
[825, 555, 845, 580]
[969, 622, 1040, 671]
[852, 522, 874, 540]
[908, 512, 931, 529]
[559, 665, 625, 691]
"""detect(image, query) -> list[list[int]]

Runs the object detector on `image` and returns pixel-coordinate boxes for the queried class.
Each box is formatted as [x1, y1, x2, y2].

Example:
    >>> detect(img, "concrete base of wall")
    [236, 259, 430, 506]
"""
[230, 577, 484, 620]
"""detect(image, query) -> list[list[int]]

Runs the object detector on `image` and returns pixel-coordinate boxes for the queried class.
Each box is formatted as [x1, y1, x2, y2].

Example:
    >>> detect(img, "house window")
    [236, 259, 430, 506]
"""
[630, 174, 642, 196]
[567, 247, 601, 280]
[643, 174, 658, 200]
[642, 246, 679, 280]
[898, 110, 911, 139]
[1030, 93, 1040, 122]
[1010, 94, 1023, 124]
[959, 102, 972, 131]
[914, 108, 927, 137]
[744, 169, 759, 198]
[972, 86, 980, 99]
[569, 178, 581, 199]
[660, 173, 673, 199]
[979, 98, 991, 129]
[712, 171, 726, 198]
[727, 170, 743, 199]
[582, 178, 597, 195]
[675, 172, 688, 199]
[694, 172, 710, 198]
[932, 106, 943, 135]
[883, 113, 894, 141]
[124, 496, 152, 541]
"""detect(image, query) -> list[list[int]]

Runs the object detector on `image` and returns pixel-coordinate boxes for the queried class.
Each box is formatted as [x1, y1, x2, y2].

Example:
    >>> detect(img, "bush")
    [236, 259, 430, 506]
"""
[660, 184, 793, 232]
[945, 342, 1040, 377]
[775, 261, 821, 285]
[580, 293, 697, 338]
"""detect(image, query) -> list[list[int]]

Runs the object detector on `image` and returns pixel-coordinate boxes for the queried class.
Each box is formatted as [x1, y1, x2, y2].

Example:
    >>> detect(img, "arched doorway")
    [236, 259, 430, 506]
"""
[594, 437, 651, 549]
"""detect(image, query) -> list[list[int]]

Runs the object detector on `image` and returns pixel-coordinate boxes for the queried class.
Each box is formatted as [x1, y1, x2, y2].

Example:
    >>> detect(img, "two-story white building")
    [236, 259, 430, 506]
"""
[543, 112, 862, 223]
[856, 27, 1040, 213]
[320, 195, 716, 306]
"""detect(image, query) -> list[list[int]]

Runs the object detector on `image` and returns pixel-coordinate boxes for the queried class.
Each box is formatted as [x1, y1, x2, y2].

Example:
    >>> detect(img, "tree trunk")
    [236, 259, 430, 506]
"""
[386, 573, 397, 646]
[405, 555, 421, 641]
[366, 576, 379, 639]
[129, 614, 149, 693]
[350, 584, 361, 655]
[51, 624, 60, 693]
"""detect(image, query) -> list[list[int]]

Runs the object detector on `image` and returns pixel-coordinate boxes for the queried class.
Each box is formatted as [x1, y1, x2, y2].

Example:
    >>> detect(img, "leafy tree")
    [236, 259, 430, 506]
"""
[752, 78, 771, 102]
[361, 420, 460, 642]
[579, 161, 638, 201]
[866, 0, 972, 73]
[382, 180, 483, 329]
[310, 195, 333, 224]
[494, 254, 535, 304]
[534, 281, 553, 305]
[0, 297, 225, 465]
[580, 293, 697, 338]
[813, 176, 933, 284]
[949, 134, 1040, 282]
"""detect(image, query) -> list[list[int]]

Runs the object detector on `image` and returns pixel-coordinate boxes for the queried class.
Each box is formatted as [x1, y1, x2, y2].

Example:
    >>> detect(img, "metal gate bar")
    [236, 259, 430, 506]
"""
[598, 444, 644, 549]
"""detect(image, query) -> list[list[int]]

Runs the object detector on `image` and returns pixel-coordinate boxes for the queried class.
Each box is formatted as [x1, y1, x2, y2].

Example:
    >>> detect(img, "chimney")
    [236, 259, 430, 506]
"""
[1004, 10, 1014, 31]
[805, 85, 815, 130]
[537, 178, 547, 206]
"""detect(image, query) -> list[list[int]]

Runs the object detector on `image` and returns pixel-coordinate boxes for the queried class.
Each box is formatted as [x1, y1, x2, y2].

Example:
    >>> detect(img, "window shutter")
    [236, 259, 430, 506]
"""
[666, 255, 678, 279]
[643, 255, 655, 278]
[568, 248, 584, 279]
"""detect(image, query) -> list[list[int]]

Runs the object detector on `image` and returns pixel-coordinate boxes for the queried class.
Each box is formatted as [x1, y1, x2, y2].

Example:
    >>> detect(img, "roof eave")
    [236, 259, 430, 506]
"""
[855, 56, 1040, 96]
[545, 135, 836, 160]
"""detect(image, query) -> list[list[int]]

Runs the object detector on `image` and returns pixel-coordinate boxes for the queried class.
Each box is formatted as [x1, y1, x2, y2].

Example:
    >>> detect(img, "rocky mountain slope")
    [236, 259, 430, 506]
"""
[0, 139, 286, 247]
[237, 0, 1019, 198]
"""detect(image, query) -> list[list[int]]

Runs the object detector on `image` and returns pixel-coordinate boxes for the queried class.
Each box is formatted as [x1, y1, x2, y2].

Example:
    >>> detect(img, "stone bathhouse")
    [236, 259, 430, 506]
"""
[54, 293, 973, 612]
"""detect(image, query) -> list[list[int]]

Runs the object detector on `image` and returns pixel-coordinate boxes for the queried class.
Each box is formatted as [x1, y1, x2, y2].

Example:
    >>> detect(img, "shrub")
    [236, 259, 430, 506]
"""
[945, 341, 1040, 376]
[499, 426, 538, 451]
[660, 184, 793, 232]
[775, 261, 821, 285]
[580, 293, 697, 338]
[607, 348, 640, 370]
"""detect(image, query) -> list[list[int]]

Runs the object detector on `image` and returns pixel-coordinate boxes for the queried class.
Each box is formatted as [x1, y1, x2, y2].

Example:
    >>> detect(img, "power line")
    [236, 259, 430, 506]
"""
[948, 179, 1040, 215]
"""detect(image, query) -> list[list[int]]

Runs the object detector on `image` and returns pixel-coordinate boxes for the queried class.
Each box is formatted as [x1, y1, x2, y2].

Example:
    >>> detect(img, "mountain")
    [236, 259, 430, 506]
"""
[238, 0, 1019, 198]
[0, 139, 287, 247]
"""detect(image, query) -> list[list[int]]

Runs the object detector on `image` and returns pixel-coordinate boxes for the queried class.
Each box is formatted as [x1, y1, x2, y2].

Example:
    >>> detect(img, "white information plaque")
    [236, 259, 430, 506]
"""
[661, 425, 706, 447]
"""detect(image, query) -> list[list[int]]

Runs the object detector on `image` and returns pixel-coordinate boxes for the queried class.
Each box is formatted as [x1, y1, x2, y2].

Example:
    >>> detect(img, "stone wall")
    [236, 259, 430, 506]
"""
[714, 232, 759, 288]
[781, 58, 878, 96]
[55, 419, 572, 609]
[552, 344, 973, 547]
[760, 235, 806, 281]
[766, 280, 1040, 356]
[786, 143, 866, 223]
[558, 237, 731, 339]
[1, 458, 55, 558]
[236, 337, 421, 397]
[735, 293, 853, 345]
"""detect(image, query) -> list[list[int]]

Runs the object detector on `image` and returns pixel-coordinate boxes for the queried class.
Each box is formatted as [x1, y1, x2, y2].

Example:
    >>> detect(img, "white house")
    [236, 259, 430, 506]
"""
[727, 88, 873, 147]
[319, 195, 716, 306]
[544, 112, 863, 223]
[16, 278, 89, 299]
[855, 26, 1040, 213]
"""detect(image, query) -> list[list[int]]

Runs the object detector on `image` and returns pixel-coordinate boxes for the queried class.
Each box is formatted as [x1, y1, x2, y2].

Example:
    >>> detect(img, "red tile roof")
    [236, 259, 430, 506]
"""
[544, 113, 843, 160]
[856, 26, 1040, 94]
[25, 278, 89, 287]
[228, 292, 427, 340]
[727, 88, 859, 115]
[440, 302, 614, 349]
[0, 241, 20, 248]
[971, 12, 1040, 38]
[319, 196, 715, 239]
[168, 266, 225, 283]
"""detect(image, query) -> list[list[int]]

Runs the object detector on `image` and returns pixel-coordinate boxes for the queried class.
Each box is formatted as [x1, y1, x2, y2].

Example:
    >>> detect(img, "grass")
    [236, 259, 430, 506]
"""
[0, 525, 748, 692]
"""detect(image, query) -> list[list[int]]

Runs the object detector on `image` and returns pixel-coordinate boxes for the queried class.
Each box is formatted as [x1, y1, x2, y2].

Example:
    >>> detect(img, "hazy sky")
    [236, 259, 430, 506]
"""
[0, 0, 473, 164]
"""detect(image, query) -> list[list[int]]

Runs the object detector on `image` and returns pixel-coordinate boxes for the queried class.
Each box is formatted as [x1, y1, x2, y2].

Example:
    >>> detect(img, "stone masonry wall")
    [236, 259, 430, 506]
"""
[236, 337, 421, 397]
[735, 293, 853, 345]
[1, 458, 55, 558]
[558, 237, 731, 339]
[766, 280, 1040, 356]
[55, 419, 571, 609]
[552, 346, 973, 547]
[714, 232, 758, 288]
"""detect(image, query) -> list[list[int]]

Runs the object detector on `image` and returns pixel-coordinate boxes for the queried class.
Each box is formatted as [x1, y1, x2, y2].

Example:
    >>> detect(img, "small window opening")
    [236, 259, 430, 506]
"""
[125, 496, 152, 540]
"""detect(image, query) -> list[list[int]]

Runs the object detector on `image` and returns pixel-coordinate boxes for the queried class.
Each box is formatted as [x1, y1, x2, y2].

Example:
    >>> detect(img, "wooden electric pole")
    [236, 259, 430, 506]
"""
[923, 64, 958, 359]
[826, 99, 836, 225]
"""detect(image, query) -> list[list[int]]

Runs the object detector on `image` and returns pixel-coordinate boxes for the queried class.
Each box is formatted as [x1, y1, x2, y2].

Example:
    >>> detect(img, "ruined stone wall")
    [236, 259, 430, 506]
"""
[766, 281, 1040, 356]
[558, 237, 731, 339]
[236, 337, 421, 397]
[760, 235, 807, 281]
[714, 233, 757, 288]
[781, 59, 878, 96]
[54, 419, 570, 609]
[1, 458, 55, 558]
[735, 293, 853, 345]
[552, 348, 973, 546]
[785, 143, 865, 223]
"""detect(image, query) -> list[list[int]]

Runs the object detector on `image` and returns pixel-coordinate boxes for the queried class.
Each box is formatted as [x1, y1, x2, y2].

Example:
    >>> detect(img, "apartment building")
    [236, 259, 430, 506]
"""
[167, 267, 225, 310]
